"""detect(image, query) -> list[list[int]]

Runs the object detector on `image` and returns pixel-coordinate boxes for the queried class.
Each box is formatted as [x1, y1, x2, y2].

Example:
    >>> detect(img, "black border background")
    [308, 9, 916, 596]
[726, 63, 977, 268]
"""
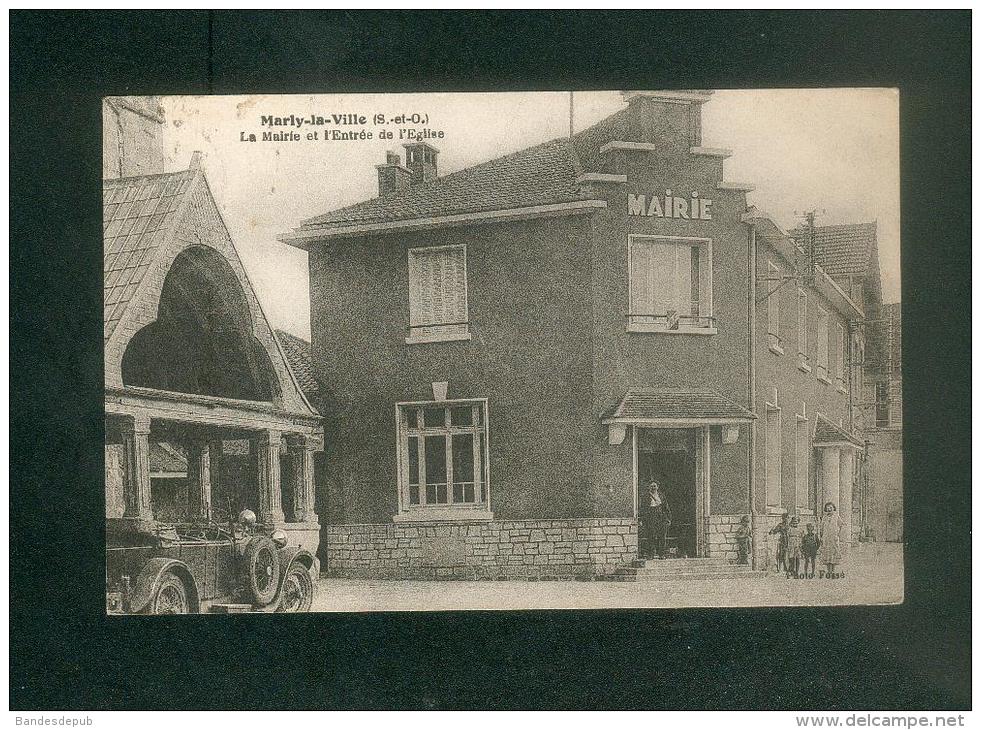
[9, 10, 971, 710]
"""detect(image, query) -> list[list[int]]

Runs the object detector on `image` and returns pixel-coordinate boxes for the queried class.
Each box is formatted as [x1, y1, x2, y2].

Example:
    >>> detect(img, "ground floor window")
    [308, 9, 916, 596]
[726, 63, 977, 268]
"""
[765, 404, 782, 509]
[397, 399, 489, 513]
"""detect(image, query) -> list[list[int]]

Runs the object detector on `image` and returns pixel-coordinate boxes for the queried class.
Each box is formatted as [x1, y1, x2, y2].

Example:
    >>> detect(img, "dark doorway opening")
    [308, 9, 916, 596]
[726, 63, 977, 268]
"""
[637, 429, 697, 558]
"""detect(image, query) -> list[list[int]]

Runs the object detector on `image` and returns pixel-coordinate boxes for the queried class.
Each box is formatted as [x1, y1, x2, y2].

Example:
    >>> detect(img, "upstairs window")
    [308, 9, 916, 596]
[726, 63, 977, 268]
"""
[816, 305, 830, 382]
[835, 322, 847, 391]
[628, 235, 714, 333]
[797, 289, 810, 371]
[397, 400, 490, 519]
[767, 261, 783, 354]
[406, 244, 470, 344]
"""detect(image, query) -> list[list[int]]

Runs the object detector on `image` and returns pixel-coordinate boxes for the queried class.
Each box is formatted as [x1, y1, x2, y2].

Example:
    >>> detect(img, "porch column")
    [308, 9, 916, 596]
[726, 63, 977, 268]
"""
[287, 435, 318, 523]
[187, 439, 212, 520]
[256, 429, 285, 525]
[838, 448, 855, 545]
[121, 414, 153, 522]
[208, 439, 223, 513]
[820, 446, 841, 510]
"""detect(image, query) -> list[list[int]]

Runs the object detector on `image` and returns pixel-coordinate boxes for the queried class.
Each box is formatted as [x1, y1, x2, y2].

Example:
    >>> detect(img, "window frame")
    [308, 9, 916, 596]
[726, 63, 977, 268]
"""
[797, 288, 811, 372]
[794, 411, 813, 515]
[815, 304, 830, 384]
[767, 260, 784, 354]
[405, 243, 472, 345]
[764, 399, 783, 511]
[835, 322, 848, 393]
[394, 398, 492, 522]
[626, 234, 716, 335]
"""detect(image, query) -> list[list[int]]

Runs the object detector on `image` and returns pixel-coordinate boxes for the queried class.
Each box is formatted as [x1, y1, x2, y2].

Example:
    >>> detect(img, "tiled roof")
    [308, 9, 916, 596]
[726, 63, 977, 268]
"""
[298, 136, 586, 231]
[603, 389, 755, 422]
[790, 222, 877, 278]
[275, 330, 320, 406]
[103, 169, 197, 342]
[813, 414, 864, 447]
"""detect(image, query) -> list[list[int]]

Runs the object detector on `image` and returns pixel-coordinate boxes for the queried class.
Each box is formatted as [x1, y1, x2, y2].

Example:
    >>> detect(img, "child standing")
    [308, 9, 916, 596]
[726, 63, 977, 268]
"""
[735, 516, 752, 565]
[768, 513, 790, 574]
[801, 522, 820, 578]
[785, 516, 804, 577]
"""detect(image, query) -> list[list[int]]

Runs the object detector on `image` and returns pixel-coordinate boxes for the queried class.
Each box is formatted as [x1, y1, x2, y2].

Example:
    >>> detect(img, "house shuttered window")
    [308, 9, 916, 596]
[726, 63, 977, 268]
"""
[795, 414, 810, 512]
[816, 305, 829, 381]
[628, 235, 713, 332]
[767, 261, 782, 351]
[797, 289, 809, 369]
[407, 245, 469, 343]
[835, 322, 847, 390]
[765, 403, 782, 509]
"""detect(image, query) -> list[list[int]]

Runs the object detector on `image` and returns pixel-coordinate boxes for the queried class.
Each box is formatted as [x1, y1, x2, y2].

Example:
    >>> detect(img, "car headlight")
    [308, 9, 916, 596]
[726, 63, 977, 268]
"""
[270, 529, 288, 548]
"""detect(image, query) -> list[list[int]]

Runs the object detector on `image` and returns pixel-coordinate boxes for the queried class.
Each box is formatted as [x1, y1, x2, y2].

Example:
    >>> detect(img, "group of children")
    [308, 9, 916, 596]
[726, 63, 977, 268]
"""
[733, 502, 844, 577]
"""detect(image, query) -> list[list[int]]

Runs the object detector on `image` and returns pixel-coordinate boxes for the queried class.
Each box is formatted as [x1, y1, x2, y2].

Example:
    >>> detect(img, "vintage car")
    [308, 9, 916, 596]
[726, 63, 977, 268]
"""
[106, 510, 316, 614]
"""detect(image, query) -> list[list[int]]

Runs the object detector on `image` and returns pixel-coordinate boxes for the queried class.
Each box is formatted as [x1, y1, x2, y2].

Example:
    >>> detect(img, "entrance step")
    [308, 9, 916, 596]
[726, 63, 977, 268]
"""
[608, 557, 763, 582]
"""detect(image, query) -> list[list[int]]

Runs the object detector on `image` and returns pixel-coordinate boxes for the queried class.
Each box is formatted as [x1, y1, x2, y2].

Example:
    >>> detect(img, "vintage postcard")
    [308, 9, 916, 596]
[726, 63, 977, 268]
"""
[103, 90, 902, 613]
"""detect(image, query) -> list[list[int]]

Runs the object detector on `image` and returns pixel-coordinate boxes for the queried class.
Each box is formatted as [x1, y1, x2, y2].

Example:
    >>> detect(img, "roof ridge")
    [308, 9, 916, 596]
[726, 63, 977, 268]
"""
[103, 168, 196, 186]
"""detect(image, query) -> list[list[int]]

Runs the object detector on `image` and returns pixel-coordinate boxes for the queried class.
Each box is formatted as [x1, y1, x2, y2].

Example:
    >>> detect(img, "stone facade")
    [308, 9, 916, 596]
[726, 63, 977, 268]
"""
[324, 518, 638, 580]
[706, 514, 749, 563]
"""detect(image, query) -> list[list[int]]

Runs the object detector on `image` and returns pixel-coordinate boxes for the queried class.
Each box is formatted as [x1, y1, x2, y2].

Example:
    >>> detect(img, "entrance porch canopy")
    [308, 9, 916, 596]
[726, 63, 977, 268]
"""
[602, 388, 755, 445]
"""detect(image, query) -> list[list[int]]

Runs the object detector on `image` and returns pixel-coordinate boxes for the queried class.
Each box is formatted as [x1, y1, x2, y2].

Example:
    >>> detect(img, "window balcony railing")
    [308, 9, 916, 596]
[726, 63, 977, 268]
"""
[626, 313, 717, 331]
[405, 320, 471, 344]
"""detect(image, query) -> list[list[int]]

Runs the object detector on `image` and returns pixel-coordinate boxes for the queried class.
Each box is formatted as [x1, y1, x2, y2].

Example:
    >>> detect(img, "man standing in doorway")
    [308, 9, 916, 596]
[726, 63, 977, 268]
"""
[644, 480, 672, 559]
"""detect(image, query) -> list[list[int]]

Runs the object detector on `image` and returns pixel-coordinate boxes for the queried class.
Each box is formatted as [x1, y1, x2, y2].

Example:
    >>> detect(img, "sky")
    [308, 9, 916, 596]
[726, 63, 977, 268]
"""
[160, 89, 900, 339]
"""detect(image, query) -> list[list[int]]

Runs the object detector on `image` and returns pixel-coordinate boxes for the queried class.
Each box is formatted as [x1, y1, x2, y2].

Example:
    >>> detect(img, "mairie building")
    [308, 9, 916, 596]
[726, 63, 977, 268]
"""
[280, 90, 880, 579]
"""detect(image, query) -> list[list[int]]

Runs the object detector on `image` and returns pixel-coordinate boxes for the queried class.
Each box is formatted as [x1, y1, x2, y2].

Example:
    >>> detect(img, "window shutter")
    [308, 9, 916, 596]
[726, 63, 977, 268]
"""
[446, 246, 467, 324]
[409, 249, 435, 326]
[629, 239, 651, 314]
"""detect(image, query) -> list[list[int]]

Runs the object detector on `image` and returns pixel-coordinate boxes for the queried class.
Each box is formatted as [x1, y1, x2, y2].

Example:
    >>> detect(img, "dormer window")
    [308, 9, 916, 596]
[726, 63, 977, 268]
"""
[627, 234, 715, 334]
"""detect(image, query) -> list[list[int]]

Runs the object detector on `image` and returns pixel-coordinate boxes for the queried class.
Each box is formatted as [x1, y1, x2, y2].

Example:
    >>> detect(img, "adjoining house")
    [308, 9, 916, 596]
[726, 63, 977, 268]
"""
[103, 97, 324, 561]
[281, 90, 878, 579]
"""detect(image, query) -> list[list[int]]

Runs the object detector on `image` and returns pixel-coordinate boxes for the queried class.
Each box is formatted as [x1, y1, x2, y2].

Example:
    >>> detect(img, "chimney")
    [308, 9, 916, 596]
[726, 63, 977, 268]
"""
[621, 90, 713, 152]
[189, 151, 203, 170]
[376, 150, 412, 198]
[403, 142, 439, 185]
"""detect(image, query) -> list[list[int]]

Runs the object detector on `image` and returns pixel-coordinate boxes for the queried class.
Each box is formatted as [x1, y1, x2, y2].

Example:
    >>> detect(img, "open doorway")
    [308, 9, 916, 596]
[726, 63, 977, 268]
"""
[636, 428, 699, 558]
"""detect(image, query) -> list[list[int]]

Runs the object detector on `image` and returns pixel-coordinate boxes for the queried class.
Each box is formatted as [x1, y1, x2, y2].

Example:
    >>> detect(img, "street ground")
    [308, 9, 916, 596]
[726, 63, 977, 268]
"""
[310, 542, 903, 612]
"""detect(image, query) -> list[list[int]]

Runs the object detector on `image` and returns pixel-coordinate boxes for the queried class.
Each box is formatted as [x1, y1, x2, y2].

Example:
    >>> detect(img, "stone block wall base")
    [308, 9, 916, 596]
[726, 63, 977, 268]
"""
[324, 518, 638, 580]
[705, 514, 749, 563]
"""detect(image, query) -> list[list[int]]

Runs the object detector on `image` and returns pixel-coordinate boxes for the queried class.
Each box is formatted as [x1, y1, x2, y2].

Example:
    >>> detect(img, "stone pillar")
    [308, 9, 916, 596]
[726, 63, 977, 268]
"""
[256, 430, 285, 525]
[187, 439, 213, 521]
[287, 435, 318, 523]
[820, 446, 841, 511]
[838, 448, 855, 546]
[121, 415, 153, 522]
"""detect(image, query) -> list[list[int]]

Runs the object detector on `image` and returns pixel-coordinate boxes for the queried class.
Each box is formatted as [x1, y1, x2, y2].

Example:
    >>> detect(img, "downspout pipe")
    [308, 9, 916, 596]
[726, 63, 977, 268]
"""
[748, 223, 758, 569]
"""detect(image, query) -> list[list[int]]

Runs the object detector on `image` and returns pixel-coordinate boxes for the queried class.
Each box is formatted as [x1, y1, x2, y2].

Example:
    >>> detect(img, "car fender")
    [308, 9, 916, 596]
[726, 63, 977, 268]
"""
[128, 557, 200, 614]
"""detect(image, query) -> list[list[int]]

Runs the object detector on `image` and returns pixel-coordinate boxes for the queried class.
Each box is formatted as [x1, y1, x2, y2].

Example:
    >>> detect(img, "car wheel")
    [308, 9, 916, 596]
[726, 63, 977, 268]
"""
[152, 572, 189, 614]
[243, 536, 280, 606]
[276, 562, 314, 613]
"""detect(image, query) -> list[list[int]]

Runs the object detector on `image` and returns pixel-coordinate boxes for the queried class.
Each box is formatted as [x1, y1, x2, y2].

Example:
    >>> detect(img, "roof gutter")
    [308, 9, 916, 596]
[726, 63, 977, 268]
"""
[278, 199, 608, 249]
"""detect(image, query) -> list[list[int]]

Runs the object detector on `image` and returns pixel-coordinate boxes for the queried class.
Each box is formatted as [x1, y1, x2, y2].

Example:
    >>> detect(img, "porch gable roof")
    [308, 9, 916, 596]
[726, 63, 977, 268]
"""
[602, 388, 755, 425]
[813, 413, 864, 448]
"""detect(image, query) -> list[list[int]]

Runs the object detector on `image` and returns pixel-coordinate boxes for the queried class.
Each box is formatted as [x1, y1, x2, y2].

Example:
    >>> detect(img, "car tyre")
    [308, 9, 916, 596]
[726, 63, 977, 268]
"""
[276, 562, 314, 613]
[243, 536, 280, 606]
[152, 572, 189, 614]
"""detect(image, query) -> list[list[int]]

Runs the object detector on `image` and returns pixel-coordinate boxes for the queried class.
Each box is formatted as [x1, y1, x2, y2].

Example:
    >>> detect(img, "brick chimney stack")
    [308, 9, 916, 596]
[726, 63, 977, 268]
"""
[376, 151, 413, 198]
[403, 142, 439, 185]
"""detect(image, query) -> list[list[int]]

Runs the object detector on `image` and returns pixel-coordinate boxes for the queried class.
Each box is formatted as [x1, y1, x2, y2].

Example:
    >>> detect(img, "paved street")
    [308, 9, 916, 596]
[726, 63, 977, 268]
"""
[311, 542, 903, 612]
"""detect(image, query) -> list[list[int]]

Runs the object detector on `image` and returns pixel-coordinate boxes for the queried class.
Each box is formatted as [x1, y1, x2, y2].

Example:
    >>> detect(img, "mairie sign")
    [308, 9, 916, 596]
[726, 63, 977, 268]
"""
[628, 190, 713, 220]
